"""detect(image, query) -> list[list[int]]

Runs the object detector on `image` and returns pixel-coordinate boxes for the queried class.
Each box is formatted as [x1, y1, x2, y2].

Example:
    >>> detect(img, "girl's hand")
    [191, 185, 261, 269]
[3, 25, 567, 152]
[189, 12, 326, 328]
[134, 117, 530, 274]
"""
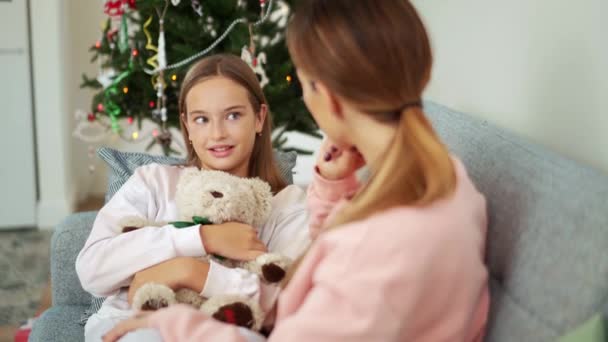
[102, 311, 154, 342]
[127, 257, 208, 305]
[316, 139, 366, 181]
[200, 222, 267, 261]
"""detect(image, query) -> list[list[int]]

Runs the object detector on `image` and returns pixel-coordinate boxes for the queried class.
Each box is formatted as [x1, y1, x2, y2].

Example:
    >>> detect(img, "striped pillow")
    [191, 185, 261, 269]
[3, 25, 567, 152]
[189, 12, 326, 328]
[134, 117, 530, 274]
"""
[79, 146, 297, 325]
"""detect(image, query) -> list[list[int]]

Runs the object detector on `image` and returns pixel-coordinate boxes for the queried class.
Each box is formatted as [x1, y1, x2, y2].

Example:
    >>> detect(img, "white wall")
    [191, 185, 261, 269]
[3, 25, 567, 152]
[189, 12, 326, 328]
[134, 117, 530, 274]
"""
[30, 0, 75, 229]
[66, 0, 107, 199]
[412, 0, 608, 173]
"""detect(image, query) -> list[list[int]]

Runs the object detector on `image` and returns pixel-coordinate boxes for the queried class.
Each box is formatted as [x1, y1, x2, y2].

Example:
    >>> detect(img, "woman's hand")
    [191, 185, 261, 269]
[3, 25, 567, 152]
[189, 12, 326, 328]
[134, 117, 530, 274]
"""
[316, 139, 366, 180]
[200, 222, 267, 261]
[102, 311, 154, 342]
[128, 257, 209, 305]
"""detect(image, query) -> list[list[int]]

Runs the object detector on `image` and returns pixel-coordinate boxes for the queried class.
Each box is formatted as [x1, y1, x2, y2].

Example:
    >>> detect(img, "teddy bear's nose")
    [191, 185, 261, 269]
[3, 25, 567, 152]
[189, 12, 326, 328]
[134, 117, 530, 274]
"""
[210, 191, 224, 198]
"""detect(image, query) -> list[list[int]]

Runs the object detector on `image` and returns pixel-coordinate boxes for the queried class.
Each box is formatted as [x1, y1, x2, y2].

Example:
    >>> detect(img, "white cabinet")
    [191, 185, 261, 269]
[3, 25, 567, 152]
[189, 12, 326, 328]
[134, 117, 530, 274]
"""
[0, 0, 37, 228]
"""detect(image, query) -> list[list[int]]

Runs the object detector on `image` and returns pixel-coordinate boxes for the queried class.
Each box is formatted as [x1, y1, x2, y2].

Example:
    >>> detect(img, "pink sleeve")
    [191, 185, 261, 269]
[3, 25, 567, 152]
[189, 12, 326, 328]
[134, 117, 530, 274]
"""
[306, 169, 359, 239]
[148, 305, 248, 341]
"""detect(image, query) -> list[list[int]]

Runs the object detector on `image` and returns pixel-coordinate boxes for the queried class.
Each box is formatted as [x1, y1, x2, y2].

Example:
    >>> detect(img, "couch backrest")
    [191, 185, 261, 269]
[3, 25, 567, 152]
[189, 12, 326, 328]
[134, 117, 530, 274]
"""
[424, 101, 608, 341]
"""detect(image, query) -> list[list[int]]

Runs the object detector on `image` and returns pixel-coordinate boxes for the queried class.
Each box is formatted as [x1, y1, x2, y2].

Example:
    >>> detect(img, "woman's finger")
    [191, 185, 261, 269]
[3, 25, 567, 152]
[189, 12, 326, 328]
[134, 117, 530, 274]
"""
[102, 317, 148, 342]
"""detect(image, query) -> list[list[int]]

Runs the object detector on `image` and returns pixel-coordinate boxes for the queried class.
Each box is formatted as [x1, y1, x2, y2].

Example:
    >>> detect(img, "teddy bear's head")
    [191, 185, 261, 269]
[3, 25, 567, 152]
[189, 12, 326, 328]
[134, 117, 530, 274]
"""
[176, 168, 273, 228]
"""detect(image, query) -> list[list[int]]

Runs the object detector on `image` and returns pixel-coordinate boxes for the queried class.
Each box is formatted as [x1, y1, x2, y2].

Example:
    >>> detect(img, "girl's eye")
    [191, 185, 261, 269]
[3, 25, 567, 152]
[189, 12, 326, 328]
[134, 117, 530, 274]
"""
[227, 112, 241, 121]
[194, 116, 208, 124]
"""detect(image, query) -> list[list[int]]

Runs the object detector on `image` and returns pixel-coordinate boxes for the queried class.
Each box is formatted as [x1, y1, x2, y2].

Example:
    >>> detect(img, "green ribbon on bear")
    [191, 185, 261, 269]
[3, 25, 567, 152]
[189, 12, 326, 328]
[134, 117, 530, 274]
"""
[169, 216, 226, 261]
[169, 216, 212, 228]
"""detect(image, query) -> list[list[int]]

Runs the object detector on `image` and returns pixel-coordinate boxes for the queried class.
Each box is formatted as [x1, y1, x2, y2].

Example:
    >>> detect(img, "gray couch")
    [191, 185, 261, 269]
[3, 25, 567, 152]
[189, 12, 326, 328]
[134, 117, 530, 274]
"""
[30, 102, 608, 341]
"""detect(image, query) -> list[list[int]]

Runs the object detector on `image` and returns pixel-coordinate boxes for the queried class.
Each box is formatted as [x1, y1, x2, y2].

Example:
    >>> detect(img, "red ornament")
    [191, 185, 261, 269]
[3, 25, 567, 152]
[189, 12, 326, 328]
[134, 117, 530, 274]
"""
[260, 0, 266, 6]
[152, 129, 159, 137]
[252, 58, 258, 67]
[97, 103, 104, 112]
[104, 0, 136, 17]
[132, 49, 139, 57]
[87, 113, 96, 122]
[106, 28, 118, 42]
[95, 40, 102, 49]
[149, 101, 156, 108]
[127, 116, 134, 125]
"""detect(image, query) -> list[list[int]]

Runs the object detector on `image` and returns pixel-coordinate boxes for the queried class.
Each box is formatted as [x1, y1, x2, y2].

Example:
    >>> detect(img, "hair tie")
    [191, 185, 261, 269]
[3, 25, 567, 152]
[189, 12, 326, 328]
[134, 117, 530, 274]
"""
[399, 100, 422, 112]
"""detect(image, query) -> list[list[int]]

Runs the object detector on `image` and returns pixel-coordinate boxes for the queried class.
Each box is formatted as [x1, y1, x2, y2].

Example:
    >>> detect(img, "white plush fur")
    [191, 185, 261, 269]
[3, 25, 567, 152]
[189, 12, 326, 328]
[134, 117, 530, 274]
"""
[117, 216, 151, 232]
[175, 288, 205, 308]
[243, 253, 292, 282]
[132, 283, 178, 310]
[176, 168, 272, 227]
[200, 294, 265, 331]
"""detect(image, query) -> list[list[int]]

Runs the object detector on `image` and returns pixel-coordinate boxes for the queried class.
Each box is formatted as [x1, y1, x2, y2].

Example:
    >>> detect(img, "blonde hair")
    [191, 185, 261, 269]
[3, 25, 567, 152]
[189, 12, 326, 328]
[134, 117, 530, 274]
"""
[178, 54, 287, 194]
[283, 0, 456, 284]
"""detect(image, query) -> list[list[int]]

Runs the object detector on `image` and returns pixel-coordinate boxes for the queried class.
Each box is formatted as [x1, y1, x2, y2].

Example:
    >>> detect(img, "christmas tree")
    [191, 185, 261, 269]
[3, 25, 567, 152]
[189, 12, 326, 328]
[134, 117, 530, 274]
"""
[76, 0, 319, 155]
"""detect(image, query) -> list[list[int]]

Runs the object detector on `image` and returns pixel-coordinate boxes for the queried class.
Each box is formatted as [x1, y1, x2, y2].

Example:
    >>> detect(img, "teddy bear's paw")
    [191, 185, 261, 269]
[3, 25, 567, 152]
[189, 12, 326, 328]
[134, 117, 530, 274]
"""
[175, 288, 205, 308]
[200, 295, 264, 331]
[118, 216, 149, 233]
[246, 253, 292, 283]
[213, 302, 255, 329]
[262, 263, 287, 283]
[132, 283, 177, 311]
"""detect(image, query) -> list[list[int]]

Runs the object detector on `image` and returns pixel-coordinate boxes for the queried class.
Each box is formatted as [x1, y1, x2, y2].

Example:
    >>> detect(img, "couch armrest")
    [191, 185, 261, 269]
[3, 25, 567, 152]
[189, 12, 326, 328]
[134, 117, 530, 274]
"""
[50, 211, 98, 306]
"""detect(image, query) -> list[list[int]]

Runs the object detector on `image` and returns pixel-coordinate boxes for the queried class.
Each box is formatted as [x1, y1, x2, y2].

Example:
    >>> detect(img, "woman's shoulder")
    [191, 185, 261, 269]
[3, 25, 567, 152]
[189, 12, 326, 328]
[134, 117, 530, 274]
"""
[319, 178, 486, 266]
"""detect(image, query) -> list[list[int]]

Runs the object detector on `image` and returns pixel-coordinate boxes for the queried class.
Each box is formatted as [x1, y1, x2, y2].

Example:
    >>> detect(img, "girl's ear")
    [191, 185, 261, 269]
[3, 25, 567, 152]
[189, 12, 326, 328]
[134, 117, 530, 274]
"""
[256, 104, 268, 134]
[181, 113, 190, 132]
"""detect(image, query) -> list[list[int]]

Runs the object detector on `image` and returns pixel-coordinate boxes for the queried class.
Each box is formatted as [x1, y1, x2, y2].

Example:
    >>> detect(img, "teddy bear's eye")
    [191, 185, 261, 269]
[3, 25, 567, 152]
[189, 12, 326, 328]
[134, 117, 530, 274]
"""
[210, 191, 224, 198]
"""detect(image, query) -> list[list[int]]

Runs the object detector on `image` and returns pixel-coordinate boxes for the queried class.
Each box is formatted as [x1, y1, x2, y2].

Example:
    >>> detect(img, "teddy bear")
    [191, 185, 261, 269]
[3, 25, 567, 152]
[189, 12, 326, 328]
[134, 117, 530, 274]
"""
[118, 168, 292, 330]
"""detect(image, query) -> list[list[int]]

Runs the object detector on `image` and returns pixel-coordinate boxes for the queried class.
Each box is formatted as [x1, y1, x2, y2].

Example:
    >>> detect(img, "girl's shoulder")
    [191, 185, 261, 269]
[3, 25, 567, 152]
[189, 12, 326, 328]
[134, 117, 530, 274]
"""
[128, 163, 189, 189]
[271, 184, 307, 214]
[273, 184, 306, 204]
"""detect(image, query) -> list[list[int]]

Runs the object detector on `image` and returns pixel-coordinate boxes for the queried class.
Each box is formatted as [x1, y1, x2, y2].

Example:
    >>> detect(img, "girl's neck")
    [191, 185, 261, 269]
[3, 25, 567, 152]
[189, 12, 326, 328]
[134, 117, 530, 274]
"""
[198, 161, 250, 178]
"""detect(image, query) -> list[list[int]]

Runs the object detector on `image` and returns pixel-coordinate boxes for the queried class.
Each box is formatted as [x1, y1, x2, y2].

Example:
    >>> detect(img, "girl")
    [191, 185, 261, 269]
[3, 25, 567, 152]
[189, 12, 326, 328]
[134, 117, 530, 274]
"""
[76, 54, 311, 341]
[104, 1, 489, 341]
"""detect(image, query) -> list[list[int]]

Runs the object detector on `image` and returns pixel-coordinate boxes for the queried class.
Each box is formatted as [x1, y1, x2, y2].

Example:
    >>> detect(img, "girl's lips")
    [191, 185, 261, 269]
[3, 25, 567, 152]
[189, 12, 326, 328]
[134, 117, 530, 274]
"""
[208, 145, 235, 158]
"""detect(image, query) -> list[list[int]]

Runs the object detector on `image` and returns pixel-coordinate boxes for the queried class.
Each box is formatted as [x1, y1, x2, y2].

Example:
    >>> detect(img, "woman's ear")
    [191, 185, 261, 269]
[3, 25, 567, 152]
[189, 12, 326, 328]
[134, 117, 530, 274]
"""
[317, 82, 344, 119]
[256, 104, 268, 133]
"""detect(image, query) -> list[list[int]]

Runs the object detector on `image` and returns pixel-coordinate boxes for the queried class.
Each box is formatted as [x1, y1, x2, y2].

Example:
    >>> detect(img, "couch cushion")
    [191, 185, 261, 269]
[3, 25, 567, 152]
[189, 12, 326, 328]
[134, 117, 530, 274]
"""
[424, 101, 608, 341]
[97, 146, 298, 202]
[50, 211, 98, 307]
[30, 305, 87, 342]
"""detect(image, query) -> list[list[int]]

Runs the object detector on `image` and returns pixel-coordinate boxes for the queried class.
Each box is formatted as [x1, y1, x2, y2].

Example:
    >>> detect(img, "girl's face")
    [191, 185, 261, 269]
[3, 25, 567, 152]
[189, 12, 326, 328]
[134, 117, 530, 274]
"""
[183, 76, 266, 177]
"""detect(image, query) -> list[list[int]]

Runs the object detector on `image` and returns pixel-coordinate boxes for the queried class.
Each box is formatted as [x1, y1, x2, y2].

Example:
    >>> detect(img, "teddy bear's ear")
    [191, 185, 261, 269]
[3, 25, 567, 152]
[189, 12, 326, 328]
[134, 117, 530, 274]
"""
[177, 167, 203, 193]
[246, 178, 273, 226]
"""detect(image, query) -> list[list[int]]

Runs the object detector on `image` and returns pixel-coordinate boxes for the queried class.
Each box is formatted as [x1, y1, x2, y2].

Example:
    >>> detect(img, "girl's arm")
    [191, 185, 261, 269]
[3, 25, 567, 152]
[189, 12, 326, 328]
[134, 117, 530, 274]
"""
[76, 166, 206, 297]
[198, 186, 311, 313]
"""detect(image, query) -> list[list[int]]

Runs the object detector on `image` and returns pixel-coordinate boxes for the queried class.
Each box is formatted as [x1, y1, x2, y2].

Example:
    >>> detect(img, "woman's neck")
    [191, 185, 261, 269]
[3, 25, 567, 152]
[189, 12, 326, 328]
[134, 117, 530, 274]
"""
[347, 110, 398, 172]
